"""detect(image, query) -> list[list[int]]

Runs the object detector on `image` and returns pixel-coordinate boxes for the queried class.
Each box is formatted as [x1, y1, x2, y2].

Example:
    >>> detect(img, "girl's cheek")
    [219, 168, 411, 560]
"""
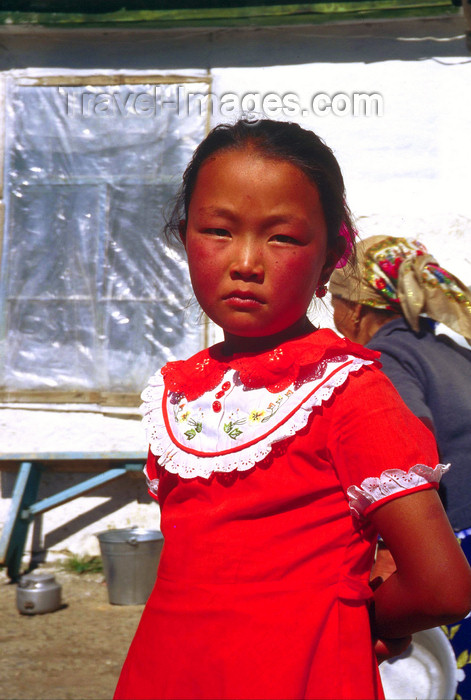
[187, 243, 224, 292]
[189, 240, 228, 273]
[278, 253, 319, 284]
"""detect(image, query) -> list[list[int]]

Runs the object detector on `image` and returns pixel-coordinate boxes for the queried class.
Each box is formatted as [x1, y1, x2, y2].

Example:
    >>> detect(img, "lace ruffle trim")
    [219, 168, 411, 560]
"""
[141, 358, 372, 481]
[347, 463, 450, 519]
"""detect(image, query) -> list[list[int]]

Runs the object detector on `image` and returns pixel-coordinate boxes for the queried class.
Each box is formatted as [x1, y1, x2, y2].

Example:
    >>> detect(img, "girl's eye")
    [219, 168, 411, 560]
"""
[271, 234, 302, 245]
[204, 228, 230, 237]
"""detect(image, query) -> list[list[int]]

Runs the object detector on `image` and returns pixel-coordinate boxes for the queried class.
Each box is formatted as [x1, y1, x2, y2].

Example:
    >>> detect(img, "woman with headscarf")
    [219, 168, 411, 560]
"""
[329, 234, 471, 695]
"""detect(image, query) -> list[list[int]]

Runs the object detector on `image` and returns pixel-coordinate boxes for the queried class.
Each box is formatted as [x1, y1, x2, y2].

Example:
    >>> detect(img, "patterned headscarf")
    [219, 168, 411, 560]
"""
[328, 235, 471, 343]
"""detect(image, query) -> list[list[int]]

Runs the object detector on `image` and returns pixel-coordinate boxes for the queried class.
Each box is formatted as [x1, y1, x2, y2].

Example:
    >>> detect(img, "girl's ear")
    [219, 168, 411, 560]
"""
[319, 235, 347, 284]
[178, 220, 187, 248]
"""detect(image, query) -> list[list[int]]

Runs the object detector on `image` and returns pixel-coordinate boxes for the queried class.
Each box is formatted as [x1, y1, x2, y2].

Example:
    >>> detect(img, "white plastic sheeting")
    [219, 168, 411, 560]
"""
[0, 77, 209, 399]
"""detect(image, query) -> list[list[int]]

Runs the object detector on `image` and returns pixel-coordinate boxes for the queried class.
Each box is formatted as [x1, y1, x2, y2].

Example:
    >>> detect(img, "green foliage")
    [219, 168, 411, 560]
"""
[61, 554, 104, 575]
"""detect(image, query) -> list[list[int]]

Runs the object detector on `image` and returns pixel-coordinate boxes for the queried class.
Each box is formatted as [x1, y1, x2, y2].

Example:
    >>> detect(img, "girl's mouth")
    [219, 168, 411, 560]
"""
[223, 291, 265, 308]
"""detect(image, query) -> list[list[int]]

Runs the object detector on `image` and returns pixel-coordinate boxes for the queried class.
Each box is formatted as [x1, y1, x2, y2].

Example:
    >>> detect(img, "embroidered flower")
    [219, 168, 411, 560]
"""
[249, 409, 266, 423]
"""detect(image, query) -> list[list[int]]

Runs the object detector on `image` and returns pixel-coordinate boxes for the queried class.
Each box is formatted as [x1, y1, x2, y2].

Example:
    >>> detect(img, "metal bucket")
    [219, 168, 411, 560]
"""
[97, 527, 164, 605]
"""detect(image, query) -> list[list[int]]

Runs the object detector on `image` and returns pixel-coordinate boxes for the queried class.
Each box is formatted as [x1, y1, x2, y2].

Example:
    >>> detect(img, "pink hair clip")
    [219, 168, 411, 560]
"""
[335, 221, 356, 268]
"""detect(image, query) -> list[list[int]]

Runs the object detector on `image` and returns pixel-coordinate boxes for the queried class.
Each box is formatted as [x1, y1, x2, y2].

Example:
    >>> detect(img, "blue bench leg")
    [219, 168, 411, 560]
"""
[0, 462, 42, 581]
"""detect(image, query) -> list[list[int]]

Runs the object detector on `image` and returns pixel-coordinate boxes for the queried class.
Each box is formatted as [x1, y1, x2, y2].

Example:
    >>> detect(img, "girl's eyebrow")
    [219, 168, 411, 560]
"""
[195, 206, 238, 221]
[264, 214, 308, 227]
[195, 207, 307, 227]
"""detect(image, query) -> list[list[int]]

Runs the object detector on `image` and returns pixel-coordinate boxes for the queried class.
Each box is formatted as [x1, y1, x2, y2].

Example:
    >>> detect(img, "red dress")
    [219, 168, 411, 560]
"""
[114, 329, 444, 700]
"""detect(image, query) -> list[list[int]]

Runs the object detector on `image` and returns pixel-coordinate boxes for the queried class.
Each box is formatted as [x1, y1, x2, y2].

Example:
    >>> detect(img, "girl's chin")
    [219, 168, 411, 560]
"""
[208, 317, 273, 339]
[220, 324, 285, 341]
[221, 318, 314, 350]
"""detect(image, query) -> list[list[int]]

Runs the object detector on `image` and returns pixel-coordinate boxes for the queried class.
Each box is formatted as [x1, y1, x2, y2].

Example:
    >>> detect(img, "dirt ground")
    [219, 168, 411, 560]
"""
[0, 565, 143, 700]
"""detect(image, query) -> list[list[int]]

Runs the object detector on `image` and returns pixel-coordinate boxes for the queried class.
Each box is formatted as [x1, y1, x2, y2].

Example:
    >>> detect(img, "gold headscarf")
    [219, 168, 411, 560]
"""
[328, 235, 471, 343]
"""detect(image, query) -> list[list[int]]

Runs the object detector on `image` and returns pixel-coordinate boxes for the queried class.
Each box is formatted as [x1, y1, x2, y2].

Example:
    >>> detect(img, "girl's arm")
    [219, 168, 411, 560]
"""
[369, 488, 471, 640]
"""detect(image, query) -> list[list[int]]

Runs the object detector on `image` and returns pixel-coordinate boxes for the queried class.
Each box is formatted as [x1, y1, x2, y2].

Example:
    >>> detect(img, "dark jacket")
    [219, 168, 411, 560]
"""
[367, 317, 471, 531]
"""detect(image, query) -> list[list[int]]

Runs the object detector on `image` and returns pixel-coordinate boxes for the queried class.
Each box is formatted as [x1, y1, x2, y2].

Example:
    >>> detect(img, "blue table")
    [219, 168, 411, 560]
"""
[0, 451, 147, 581]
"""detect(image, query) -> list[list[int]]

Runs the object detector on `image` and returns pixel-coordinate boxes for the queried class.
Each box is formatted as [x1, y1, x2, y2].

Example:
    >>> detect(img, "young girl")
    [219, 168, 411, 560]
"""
[114, 118, 471, 700]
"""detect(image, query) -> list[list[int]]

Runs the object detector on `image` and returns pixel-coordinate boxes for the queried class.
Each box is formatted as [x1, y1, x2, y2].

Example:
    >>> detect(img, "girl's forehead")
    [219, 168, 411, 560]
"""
[194, 147, 316, 194]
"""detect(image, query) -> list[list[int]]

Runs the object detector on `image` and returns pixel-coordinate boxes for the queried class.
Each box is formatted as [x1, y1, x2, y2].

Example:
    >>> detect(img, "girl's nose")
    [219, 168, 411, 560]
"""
[229, 240, 264, 282]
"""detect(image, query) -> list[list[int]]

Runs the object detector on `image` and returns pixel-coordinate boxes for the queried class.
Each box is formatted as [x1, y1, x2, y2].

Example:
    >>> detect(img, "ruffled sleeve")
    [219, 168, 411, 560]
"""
[347, 462, 449, 518]
[326, 364, 444, 520]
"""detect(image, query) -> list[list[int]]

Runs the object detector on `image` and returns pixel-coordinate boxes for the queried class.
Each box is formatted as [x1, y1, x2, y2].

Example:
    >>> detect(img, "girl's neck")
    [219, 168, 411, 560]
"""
[221, 316, 317, 356]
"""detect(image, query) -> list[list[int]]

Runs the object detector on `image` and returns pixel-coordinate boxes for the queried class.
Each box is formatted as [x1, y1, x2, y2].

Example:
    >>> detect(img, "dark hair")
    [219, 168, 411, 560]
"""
[165, 117, 355, 256]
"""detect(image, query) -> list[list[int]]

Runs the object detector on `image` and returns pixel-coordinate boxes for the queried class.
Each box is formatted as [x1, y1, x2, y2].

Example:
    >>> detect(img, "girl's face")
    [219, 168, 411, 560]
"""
[182, 147, 341, 352]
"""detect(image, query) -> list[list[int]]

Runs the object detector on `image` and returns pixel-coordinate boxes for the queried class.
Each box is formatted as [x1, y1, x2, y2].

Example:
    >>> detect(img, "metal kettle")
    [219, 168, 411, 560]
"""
[16, 571, 62, 615]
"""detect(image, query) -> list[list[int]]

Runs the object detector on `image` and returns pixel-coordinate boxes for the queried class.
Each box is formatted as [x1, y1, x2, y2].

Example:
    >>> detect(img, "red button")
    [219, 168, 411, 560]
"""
[215, 391, 225, 399]
[222, 381, 231, 392]
[212, 401, 222, 412]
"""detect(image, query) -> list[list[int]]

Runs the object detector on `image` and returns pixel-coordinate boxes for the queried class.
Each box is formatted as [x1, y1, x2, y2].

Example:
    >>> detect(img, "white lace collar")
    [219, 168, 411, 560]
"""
[141, 353, 374, 481]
